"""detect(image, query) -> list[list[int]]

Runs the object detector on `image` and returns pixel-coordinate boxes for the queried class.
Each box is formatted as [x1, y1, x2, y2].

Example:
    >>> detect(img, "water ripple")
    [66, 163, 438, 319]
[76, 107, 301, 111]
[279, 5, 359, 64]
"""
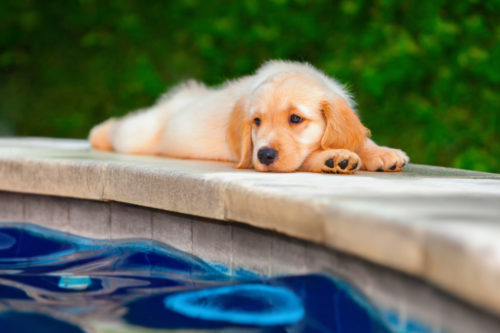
[0, 223, 392, 332]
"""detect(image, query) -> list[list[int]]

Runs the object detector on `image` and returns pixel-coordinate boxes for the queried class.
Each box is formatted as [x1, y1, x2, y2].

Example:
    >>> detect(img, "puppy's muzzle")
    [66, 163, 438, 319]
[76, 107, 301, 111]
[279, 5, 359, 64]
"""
[257, 148, 278, 165]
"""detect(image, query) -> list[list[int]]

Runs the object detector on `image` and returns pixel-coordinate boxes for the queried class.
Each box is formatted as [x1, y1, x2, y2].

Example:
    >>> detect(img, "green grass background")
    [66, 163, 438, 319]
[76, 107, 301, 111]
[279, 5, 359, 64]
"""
[1, 0, 499, 172]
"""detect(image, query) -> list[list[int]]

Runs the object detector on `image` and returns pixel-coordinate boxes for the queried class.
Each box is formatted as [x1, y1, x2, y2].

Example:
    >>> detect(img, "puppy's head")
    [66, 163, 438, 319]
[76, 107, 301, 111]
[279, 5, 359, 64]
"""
[228, 73, 369, 172]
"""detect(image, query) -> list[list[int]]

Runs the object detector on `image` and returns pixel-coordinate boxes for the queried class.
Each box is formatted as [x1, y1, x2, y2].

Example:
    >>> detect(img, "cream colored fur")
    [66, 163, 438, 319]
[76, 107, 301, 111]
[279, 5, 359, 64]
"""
[89, 60, 408, 173]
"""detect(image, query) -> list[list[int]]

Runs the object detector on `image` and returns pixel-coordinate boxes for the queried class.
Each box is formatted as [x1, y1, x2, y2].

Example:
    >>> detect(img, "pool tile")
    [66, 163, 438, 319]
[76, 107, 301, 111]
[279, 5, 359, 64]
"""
[270, 237, 307, 275]
[69, 199, 111, 239]
[110, 203, 152, 239]
[232, 226, 272, 276]
[24, 195, 70, 232]
[304, 243, 340, 273]
[0, 191, 24, 222]
[192, 221, 232, 271]
[152, 211, 192, 253]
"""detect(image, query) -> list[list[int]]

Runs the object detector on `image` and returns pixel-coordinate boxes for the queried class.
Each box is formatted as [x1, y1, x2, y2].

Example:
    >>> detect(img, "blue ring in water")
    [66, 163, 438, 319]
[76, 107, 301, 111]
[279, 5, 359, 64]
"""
[164, 284, 304, 326]
[0, 232, 16, 251]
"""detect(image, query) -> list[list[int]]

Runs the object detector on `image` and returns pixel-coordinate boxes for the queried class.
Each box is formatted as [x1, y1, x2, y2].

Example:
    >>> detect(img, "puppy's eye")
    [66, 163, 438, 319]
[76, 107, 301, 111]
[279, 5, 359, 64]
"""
[254, 117, 261, 126]
[289, 114, 303, 124]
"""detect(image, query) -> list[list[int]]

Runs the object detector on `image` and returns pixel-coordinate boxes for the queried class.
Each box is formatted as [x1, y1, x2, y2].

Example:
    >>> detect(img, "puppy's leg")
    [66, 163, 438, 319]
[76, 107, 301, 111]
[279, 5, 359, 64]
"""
[357, 139, 409, 172]
[300, 149, 361, 174]
[89, 108, 165, 155]
[89, 118, 116, 151]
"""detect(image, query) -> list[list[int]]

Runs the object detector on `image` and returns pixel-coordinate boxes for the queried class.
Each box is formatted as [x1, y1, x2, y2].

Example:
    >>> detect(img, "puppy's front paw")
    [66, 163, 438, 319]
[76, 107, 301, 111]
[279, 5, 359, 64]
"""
[360, 146, 409, 172]
[321, 150, 361, 174]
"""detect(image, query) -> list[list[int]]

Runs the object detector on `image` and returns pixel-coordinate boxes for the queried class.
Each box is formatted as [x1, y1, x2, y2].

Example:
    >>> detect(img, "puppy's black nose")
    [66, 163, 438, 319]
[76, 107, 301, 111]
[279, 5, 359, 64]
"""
[257, 148, 278, 165]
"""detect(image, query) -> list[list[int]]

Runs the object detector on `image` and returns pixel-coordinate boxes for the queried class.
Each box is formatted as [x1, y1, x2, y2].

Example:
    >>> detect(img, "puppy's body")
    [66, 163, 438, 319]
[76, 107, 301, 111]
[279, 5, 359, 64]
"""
[90, 61, 408, 173]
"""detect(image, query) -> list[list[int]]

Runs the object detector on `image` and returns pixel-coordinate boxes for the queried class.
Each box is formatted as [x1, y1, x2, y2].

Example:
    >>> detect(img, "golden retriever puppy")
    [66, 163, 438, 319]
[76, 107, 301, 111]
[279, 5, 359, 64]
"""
[89, 60, 408, 174]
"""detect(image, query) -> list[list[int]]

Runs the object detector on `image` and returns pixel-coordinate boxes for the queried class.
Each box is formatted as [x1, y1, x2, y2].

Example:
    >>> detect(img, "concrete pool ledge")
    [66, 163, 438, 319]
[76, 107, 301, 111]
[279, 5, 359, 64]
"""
[1, 137, 500, 318]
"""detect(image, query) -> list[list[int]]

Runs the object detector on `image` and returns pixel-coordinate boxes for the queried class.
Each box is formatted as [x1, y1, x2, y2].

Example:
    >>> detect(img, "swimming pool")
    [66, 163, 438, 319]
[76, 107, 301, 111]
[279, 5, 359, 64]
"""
[0, 223, 394, 332]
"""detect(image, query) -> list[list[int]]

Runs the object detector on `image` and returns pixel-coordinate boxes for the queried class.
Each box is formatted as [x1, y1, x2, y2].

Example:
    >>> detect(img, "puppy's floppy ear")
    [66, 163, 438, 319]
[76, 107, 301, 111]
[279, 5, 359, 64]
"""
[227, 96, 253, 169]
[320, 98, 371, 152]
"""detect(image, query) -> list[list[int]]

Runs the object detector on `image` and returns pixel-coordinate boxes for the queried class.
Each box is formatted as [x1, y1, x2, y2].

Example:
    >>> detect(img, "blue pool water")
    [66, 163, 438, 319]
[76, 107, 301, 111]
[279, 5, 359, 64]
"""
[0, 223, 396, 332]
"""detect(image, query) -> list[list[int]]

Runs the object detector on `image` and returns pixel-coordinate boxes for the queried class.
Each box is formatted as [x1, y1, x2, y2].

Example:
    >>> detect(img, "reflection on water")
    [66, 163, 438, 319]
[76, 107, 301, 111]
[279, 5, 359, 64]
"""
[0, 223, 393, 332]
[162, 284, 305, 326]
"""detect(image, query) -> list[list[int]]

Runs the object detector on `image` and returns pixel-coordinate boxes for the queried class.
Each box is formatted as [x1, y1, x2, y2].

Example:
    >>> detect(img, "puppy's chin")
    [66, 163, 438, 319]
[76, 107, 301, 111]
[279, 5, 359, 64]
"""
[254, 162, 298, 173]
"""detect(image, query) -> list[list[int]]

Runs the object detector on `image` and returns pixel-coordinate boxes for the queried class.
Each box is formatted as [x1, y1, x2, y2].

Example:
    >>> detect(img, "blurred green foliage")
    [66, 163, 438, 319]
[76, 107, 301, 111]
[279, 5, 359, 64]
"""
[0, 0, 499, 172]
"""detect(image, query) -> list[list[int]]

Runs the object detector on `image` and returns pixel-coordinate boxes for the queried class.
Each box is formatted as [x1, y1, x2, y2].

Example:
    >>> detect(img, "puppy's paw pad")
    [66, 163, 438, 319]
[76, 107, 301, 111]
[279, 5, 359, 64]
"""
[338, 159, 349, 169]
[325, 158, 334, 168]
[321, 151, 361, 175]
